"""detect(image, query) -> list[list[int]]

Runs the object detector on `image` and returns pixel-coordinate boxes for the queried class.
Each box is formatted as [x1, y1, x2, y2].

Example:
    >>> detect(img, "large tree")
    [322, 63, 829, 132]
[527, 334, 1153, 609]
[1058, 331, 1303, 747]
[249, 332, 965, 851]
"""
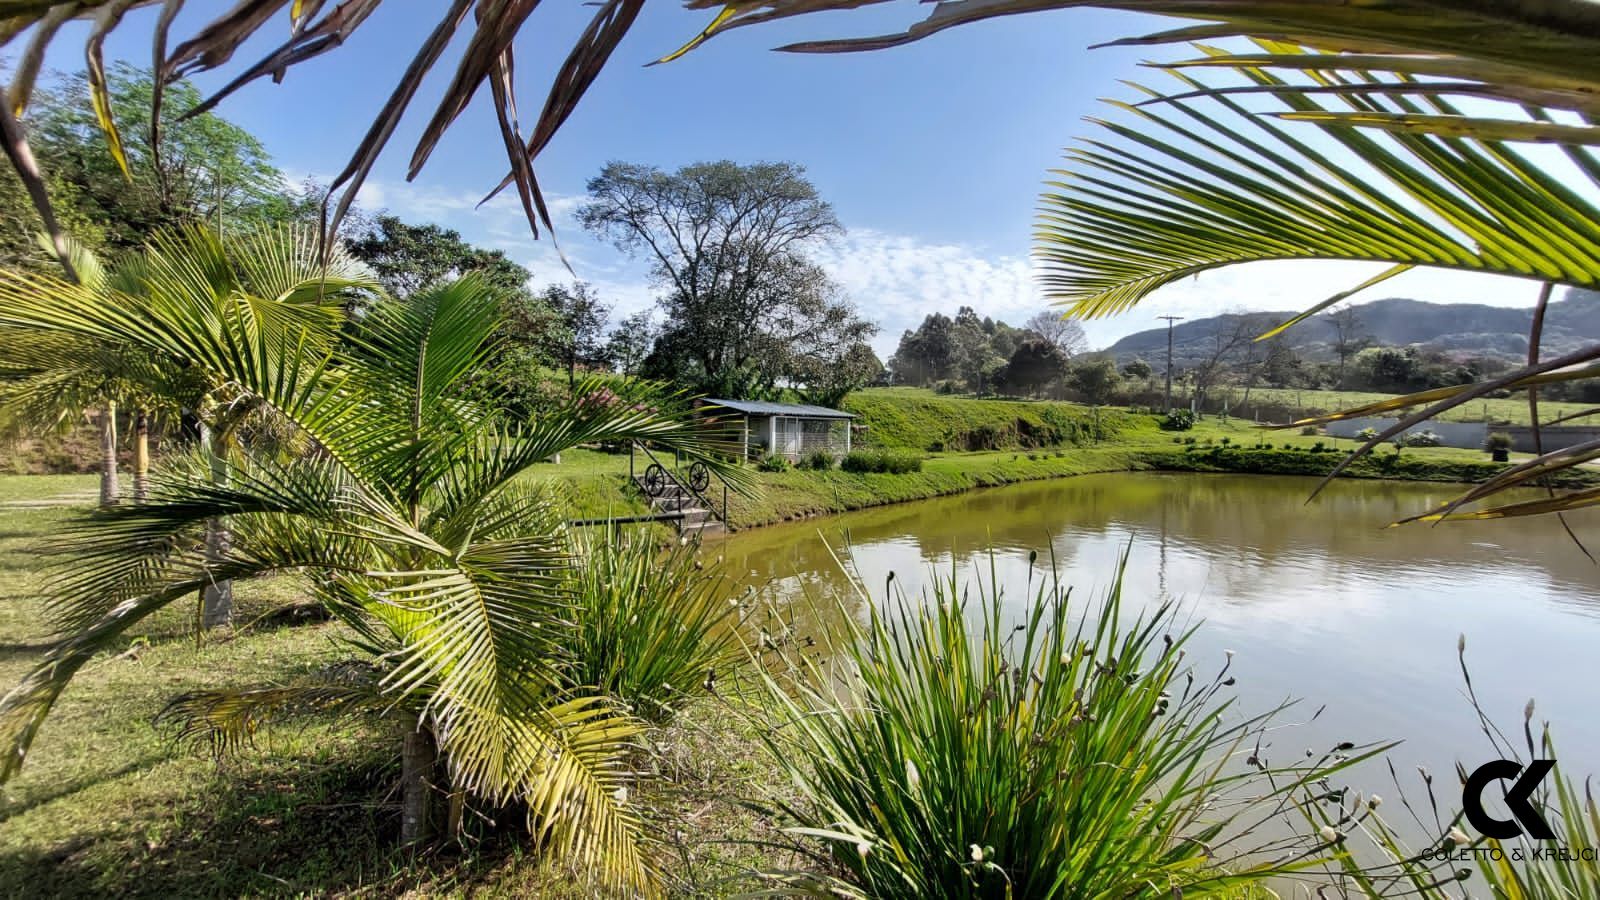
[1001, 337, 1069, 398]
[1025, 311, 1089, 360]
[1327, 306, 1371, 390]
[580, 161, 870, 396]
[889, 313, 957, 385]
[605, 311, 656, 378]
[1066, 356, 1122, 406]
[537, 282, 611, 392]
[346, 214, 531, 299]
[11, 65, 286, 261]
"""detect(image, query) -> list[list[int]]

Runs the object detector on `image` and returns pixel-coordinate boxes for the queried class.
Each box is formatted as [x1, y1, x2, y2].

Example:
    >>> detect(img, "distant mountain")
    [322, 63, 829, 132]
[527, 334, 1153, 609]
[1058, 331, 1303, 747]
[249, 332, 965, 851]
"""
[1104, 289, 1600, 366]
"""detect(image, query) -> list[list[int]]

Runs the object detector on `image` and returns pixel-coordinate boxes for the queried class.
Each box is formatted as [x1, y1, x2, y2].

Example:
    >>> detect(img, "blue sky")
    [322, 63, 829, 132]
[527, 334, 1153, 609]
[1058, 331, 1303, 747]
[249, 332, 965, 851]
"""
[46, 4, 1545, 357]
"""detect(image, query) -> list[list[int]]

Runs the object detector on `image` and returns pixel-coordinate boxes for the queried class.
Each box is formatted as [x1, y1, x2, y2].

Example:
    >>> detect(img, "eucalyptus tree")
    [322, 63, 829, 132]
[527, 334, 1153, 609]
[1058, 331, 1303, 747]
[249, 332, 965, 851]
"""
[0, 240, 740, 890]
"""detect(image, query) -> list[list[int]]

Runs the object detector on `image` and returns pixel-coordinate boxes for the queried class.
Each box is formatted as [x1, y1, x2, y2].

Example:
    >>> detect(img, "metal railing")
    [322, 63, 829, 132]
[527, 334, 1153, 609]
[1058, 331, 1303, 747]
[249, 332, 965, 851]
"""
[628, 440, 729, 527]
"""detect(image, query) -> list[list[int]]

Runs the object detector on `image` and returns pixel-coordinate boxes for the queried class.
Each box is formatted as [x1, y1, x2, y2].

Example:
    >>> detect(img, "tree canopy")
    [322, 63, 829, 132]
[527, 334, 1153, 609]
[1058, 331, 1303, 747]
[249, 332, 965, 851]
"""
[346, 214, 532, 299]
[2, 64, 293, 269]
[581, 160, 874, 398]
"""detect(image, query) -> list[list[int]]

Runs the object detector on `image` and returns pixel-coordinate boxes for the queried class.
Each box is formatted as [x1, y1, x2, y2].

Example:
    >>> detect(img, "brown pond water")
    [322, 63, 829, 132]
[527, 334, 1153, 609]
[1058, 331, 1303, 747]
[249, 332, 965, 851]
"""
[717, 472, 1600, 804]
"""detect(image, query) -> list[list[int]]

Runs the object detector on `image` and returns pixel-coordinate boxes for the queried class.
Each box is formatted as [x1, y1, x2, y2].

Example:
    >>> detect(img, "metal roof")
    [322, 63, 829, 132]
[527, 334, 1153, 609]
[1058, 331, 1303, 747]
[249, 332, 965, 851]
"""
[703, 398, 855, 419]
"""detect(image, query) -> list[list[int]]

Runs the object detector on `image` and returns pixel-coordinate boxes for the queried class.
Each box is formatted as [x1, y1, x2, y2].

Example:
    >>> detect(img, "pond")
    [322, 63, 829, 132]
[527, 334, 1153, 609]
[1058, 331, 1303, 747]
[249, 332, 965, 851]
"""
[718, 472, 1600, 802]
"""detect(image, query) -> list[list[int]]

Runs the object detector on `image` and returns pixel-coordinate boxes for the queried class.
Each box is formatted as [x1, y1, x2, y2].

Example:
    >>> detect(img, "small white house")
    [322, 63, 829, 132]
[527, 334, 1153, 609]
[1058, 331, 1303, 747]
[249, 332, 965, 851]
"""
[703, 398, 854, 461]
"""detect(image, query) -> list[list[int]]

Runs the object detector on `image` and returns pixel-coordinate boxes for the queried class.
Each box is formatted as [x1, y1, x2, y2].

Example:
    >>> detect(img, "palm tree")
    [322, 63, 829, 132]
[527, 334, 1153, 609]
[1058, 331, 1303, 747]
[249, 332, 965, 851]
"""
[1, 225, 375, 625]
[1029, 42, 1600, 520]
[0, 231, 742, 890]
[0, 236, 166, 505]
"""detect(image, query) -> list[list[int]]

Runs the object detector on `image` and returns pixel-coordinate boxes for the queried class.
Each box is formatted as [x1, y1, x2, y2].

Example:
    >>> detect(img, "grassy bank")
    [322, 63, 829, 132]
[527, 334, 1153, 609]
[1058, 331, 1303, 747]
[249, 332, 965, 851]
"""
[840, 387, 1134, 451]
[516, 403, 1582, 532]
[1139, 444, 1600, 488]
[1236, 386, 1597, 425]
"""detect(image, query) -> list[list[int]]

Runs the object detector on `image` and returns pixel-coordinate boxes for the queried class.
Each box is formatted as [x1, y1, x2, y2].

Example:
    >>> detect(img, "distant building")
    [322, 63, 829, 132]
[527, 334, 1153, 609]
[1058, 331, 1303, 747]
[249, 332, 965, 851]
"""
[703, 398, 854, 460]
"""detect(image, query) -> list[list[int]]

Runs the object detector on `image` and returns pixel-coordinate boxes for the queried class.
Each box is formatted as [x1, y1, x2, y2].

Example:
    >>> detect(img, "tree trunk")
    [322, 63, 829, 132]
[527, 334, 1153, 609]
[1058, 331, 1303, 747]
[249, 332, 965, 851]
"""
[133, 410, 150, 502]
[199, 423, 233, 628]
[401, 722, 439, 845]
[98, 400, 119, 506]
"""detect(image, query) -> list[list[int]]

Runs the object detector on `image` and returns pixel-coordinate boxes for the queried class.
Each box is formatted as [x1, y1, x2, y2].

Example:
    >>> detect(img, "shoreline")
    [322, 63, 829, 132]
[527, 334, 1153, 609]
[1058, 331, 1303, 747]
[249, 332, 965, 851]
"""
[716, 444, 1600, 534]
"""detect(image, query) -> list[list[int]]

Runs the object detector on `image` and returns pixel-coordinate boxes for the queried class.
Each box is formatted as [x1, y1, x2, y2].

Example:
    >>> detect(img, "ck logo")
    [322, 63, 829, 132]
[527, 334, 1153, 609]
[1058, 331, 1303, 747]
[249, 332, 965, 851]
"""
[1462, 759, 1556, 840]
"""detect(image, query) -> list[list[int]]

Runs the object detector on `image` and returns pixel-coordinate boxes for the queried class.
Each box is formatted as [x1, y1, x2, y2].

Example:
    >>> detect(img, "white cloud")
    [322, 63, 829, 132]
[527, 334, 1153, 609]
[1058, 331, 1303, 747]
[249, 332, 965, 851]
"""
[813, 229, 1041, 357]
[328, 179, 1557, 354]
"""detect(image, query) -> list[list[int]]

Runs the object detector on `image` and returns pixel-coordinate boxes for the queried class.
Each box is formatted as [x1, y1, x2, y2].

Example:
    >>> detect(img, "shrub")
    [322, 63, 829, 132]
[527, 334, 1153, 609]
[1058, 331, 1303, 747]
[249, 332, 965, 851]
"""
[1300, 425, 1320, 436]
[841, 449, 924, 474]
[1161, 409, 1196, 431]
[1356, 426, 1379, 441]
[1484, 431, 1514, 452]
[932, 379, 962, 395]
[841, 451, 874, 472]
[884, 451, 923, 473]
[757, 453, 791, 472]
[1218, 436, 1231, 446]
[1312, 441, 1325, 452]
[562, 530, 741, 722]
[1398, 430, 1441, 448]
[801, 449, 834, 470]
[755, 557, 1373, 897]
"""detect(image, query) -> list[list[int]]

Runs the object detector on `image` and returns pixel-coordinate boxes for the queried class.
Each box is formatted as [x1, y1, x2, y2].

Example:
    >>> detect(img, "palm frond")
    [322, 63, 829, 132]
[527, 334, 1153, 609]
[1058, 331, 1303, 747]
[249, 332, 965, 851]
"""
[155, 661, 391, 757]
[0, 519, 376, 783]
[1035, 43, 1600, 319]
[14, 1, 1600, 257]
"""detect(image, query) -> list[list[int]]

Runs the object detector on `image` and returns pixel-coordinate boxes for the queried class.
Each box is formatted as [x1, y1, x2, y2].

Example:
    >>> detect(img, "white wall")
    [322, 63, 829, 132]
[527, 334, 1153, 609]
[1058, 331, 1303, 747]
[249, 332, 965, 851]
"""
[1324, 416, 1487, 450]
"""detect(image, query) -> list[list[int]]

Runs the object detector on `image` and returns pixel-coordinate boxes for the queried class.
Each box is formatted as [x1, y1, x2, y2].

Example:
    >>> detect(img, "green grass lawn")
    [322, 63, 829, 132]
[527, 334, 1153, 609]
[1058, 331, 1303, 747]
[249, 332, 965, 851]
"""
[1223, 385, 1597, 425]
[510, 412, 1545, 532]
[0, 474, 97, 503]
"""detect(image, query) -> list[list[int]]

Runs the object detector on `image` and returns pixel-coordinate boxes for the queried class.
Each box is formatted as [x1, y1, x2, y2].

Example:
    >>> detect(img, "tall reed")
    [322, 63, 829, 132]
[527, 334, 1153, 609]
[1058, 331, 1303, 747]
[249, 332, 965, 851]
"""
[751, 549, 1386, 898]
[562, 529, 742, 721]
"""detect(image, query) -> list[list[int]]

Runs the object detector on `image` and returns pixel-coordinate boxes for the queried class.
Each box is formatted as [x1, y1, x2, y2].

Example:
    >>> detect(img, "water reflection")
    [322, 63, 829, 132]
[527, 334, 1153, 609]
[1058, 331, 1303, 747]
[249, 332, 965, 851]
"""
[719, 473, 1600, 798]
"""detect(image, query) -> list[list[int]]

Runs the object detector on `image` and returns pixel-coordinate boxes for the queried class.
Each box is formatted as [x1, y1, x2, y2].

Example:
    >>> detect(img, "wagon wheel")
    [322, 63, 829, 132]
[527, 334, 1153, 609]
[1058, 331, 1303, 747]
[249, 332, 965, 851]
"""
[642, 463, 669, 497]
[687, 460, 711, 493]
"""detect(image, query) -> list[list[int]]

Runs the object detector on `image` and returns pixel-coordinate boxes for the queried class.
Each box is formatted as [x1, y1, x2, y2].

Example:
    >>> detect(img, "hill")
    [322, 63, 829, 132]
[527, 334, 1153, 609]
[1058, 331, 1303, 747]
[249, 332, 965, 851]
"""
[1105, 288, 1600, 365]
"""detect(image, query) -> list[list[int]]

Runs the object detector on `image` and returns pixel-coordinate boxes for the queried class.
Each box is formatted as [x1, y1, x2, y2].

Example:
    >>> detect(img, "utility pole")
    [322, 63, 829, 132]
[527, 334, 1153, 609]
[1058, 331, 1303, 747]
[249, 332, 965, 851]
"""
[1159, 315, 1184, 413]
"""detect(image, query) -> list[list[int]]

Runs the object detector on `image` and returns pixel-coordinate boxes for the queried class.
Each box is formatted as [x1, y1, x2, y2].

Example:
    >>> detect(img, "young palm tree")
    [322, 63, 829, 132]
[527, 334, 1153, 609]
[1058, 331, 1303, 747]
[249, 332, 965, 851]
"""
[2, 225, 374, 624]
[0, 231, 742, 890]
[0, 236, 166, 505]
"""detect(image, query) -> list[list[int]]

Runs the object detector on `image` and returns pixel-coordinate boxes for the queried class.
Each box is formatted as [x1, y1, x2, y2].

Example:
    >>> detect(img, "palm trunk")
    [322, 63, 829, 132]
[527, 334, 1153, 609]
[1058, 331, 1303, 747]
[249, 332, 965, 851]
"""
[199, 422, 233, 628]
[401, 720, 439, 844]
[98, 400, 119, 506]
[133, 410, 150, 502]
